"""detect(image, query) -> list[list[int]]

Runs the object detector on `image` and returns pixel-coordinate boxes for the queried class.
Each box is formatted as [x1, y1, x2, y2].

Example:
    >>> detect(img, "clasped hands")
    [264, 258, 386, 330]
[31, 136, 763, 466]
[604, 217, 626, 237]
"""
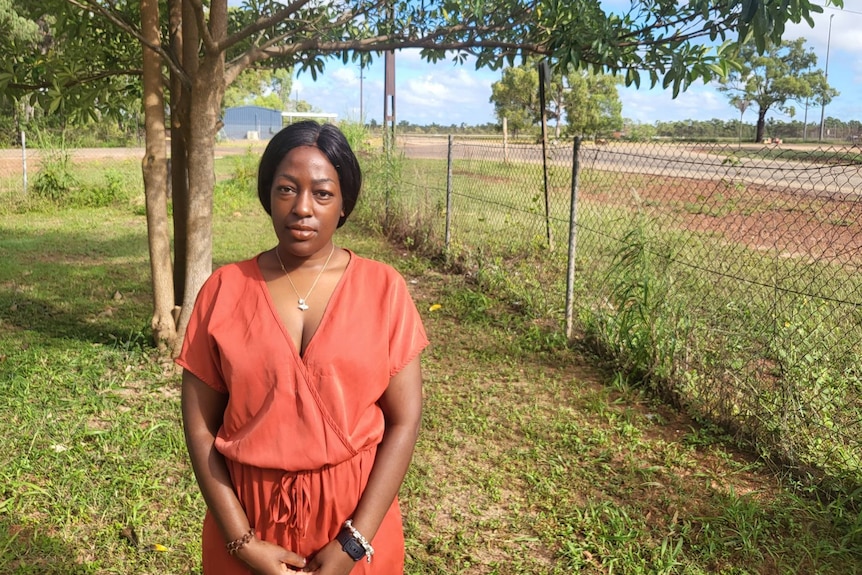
[237, 537, 357, 575]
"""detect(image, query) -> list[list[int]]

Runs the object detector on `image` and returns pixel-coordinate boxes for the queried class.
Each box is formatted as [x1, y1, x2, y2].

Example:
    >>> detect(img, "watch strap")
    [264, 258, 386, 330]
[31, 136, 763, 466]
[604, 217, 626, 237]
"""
[336, 527, 365, 561]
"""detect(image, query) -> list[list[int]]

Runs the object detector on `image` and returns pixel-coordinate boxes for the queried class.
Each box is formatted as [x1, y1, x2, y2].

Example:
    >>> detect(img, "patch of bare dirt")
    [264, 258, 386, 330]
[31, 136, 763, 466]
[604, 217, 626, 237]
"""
[586, 176, 862, 267]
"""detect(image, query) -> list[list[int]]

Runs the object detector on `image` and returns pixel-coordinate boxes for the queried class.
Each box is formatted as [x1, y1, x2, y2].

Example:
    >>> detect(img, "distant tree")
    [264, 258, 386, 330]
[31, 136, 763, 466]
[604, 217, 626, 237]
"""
[562, 70, 623, 138]
[224, 68, 306, 111]
[624, 120, 657, 141]
[490, 66, 538, 135]
[718, 38, 838, 143]
[490, 63, 621, 138]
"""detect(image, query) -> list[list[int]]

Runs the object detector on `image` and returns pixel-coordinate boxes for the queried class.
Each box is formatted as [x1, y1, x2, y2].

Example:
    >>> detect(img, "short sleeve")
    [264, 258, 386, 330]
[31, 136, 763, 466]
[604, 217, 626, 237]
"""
[175, 272, 228, 393]
[388, 272, 429, 377]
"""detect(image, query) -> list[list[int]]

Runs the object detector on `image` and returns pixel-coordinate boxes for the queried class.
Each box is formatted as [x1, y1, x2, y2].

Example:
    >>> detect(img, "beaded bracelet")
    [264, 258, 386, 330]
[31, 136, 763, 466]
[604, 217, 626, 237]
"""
[226, 528, 254, 556]
[344, 519, 374, 563]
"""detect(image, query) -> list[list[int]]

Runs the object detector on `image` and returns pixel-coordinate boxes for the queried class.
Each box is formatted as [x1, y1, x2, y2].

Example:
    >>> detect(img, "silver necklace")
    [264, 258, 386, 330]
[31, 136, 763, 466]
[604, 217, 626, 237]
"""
[275, 244, 336, 311]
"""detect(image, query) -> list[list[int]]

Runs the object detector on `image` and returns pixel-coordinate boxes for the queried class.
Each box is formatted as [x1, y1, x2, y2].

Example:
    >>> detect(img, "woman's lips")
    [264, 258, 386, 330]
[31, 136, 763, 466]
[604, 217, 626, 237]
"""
[288, 226, 315, 240]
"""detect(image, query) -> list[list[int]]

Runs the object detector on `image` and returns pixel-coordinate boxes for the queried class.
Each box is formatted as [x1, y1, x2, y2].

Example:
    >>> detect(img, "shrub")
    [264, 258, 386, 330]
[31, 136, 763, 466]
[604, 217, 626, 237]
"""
[32, 148, 78, 202]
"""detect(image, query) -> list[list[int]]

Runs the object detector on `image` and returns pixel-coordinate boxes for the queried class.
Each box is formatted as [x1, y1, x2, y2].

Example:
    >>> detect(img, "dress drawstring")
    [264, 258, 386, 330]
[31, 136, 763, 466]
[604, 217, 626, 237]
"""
[270, 471, 312, 539]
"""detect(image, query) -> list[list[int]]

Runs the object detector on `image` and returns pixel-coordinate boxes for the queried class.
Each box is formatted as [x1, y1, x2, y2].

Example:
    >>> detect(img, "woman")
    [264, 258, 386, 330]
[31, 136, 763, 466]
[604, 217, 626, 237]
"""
[179, 121, 428, 575]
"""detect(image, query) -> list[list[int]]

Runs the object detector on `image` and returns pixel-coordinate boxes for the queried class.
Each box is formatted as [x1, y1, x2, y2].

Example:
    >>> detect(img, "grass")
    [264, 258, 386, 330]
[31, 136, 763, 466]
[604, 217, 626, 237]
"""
[408, 274, 862, 573]
[1, 153, 862, 574]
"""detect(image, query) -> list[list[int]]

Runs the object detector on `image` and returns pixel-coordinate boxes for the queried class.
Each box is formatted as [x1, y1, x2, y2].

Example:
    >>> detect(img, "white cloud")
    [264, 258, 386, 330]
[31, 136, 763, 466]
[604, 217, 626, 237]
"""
[331, 67, 360, 86]
[394, 67, 496, 124]
[620, 84, 732, 123]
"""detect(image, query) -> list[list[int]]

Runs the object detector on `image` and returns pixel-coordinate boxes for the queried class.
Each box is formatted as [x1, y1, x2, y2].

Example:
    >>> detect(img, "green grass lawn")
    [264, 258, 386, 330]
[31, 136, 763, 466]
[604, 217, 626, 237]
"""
[1, 160, 861, 574]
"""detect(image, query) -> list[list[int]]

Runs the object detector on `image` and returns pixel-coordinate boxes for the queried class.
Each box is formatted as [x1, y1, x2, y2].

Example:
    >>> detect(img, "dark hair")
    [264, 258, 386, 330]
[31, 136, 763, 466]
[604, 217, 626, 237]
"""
[257, 121, 361, 228]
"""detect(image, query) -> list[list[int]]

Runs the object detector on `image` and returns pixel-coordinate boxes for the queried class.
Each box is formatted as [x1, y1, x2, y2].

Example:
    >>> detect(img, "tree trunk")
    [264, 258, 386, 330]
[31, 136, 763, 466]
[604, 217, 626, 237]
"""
[141, 0, 176, 351]
[171, 27, 226, 356]
[756, 107, 768, 143]
[169, 0, 197, 310]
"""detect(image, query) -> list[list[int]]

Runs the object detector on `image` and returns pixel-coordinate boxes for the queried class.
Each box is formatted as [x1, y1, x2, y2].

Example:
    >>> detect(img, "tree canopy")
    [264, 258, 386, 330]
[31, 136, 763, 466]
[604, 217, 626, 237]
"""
[490, 66, 540, 135]
[562, 70, 623, 138]
[224, 68, 302, 111]
[718, 37, 838, 143]
[490, 63, 622, 138]
[1, 0, 843, 354]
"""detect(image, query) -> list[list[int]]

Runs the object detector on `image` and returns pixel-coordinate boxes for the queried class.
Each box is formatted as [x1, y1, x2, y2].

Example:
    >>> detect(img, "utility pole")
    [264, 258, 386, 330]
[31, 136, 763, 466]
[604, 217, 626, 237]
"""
[383, 50, 395, 152]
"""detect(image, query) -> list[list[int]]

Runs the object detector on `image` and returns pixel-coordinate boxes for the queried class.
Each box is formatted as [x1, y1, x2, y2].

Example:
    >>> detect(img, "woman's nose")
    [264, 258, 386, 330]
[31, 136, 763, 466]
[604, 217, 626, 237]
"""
[292, 190, 313, 216]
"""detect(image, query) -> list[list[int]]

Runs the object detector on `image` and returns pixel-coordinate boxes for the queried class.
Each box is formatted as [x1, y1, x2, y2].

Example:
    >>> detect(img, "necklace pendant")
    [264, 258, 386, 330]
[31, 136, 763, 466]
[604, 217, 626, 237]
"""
[297, 299, 309, 311]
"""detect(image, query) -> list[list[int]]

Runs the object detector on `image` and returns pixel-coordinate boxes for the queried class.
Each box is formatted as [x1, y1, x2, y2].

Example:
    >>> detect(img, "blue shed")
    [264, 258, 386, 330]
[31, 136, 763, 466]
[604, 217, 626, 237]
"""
[222, 106, 282, 140]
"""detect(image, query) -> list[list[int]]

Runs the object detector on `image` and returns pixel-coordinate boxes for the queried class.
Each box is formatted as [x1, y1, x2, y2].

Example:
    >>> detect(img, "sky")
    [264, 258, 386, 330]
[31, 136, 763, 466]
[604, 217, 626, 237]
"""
[290, 1, 862, 126]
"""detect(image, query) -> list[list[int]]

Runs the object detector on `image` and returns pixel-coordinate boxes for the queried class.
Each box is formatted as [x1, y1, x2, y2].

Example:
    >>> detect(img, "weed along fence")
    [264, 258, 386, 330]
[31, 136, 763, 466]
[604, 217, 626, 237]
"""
[384, 135, 862, 492]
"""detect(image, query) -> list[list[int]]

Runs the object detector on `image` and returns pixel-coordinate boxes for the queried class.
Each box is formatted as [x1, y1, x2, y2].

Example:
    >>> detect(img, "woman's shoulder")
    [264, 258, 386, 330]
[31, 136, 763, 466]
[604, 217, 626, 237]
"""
[197, 256, 261, 299]
[212, 256, 259, 278]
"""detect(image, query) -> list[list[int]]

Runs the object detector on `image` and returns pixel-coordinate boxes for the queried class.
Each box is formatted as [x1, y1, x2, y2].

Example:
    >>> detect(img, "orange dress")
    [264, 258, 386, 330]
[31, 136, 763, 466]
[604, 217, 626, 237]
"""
[176, 251, 428, 574]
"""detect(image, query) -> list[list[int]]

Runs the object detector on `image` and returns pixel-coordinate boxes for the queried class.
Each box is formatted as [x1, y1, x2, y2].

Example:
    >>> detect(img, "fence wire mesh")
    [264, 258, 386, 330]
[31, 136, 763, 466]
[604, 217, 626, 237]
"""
[387, 135, 862, 489]
[0, 147, 150, 202]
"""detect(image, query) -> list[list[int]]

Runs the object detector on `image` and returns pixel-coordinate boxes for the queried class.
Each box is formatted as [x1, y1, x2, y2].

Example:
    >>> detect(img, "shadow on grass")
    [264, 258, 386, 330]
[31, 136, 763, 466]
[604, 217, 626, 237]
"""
[0, 224, 152, 346]
[0, 520, 94, 574]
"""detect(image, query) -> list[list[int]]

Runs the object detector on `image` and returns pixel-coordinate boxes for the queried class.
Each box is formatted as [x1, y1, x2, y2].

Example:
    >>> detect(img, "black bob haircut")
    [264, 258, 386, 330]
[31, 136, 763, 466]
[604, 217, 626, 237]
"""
[257, 121, 362, 228]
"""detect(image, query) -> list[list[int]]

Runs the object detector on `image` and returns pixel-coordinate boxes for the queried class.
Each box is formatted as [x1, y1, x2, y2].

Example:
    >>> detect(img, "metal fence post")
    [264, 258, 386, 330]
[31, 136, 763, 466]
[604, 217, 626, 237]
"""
[445, 134, 453, 254]
[21, 131, 28, 195]
[503, 118, 508, 163]
[538, 60, 553, 251]
[565, 137, 582, 340]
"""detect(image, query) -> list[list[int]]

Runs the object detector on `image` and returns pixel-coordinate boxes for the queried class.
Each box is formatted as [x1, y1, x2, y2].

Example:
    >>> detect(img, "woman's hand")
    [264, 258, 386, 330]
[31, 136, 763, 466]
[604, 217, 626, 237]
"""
[303, 540, 357, 574]
[236, 537, 307, 574]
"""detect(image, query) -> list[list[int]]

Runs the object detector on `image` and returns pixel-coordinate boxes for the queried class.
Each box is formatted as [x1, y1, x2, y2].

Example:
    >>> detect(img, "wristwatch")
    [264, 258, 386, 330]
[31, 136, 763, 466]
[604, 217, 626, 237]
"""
[336, 527, 365, 561]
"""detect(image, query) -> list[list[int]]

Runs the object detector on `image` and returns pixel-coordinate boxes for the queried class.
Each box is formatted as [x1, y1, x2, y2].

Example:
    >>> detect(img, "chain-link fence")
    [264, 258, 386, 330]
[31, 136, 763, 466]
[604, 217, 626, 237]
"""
[382, 135, 862, 490]
[0, 146, 149, 202]
[0, 147, 32, 198]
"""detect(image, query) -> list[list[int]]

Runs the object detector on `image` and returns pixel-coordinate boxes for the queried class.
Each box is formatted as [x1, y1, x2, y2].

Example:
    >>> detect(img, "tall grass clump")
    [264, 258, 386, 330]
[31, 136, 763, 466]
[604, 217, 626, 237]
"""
[582, 218, 693, 399]
[337, 119, 372, 155]
[358, 150, 443, 255]
[32, 147, 78, 203]
[574, 207, 862, 495]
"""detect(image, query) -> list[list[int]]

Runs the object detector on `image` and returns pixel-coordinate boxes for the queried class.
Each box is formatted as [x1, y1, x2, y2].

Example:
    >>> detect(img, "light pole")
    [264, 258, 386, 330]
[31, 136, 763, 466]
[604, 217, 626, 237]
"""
[818, 13, 834, 142]
[803, 62, 811, 142]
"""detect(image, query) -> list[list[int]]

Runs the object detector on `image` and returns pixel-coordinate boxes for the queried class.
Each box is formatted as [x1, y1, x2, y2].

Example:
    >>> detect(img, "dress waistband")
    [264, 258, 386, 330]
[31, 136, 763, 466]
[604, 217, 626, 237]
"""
[270, 471, 312, 538]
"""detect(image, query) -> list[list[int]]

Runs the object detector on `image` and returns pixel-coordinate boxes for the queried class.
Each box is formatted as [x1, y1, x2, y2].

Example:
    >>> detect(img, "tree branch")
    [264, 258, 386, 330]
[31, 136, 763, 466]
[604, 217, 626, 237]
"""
[9, 69, 143, 92]
[187, 0, 218, 52]
[266, 34, 546, 59]
[62, 0, 190, 86]
[220, 0, 317, 53]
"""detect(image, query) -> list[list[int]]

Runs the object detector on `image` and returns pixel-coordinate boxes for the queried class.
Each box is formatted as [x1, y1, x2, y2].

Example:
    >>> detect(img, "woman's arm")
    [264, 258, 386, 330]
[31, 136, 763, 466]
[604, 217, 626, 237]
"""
[305, 355, 423, 573]
[181, 369, 306, 574]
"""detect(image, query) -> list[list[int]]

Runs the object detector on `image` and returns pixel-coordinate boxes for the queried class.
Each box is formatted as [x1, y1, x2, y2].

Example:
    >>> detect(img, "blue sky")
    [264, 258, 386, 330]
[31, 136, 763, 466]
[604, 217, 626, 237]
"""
[291, 1, 862, 126]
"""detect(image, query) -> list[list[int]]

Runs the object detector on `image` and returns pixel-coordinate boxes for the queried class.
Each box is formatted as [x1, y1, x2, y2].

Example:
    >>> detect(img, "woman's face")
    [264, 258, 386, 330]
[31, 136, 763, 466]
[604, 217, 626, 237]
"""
[269, 145, 344, 259]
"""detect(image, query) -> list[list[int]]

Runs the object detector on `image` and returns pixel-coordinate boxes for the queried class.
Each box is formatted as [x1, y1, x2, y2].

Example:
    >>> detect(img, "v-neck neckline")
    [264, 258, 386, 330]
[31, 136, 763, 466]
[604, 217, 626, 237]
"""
[254, 249, 354, 362]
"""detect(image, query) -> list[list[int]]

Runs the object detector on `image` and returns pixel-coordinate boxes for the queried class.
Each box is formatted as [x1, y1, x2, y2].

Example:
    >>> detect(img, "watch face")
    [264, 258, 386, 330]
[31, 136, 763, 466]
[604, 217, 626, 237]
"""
[344, 539, 365, 559]
[337, 530, 365, 561]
